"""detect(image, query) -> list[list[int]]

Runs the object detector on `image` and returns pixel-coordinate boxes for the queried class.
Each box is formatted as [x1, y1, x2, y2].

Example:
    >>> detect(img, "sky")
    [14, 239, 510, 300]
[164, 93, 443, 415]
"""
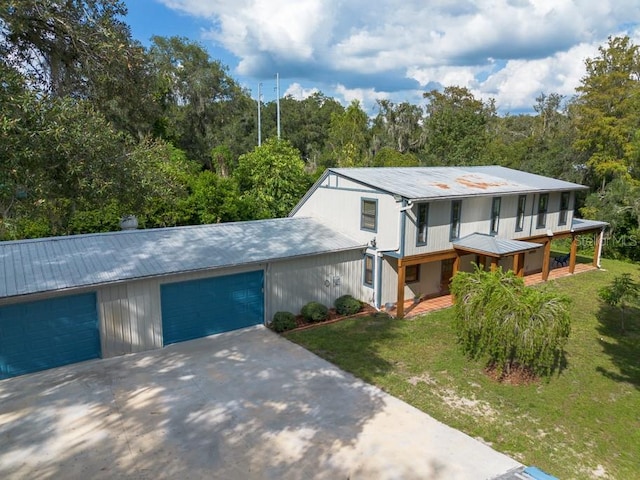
[123, 0, 640, 115]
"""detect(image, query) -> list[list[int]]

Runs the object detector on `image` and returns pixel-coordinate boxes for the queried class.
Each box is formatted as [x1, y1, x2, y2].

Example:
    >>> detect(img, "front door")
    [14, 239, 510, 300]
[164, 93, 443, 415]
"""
[440, 258, 455, 293]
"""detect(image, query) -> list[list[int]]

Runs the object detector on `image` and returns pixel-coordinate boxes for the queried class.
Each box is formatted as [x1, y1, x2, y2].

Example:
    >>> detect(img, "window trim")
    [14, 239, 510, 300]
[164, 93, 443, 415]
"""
[558, 191, 570, 226]
[490, 197, 501, 235]
[416, 203, 429, 246]
[363, 254, 374, 287]
[405, 265, 420, 283]
[516, 195, 526, 232]
[537, 193, 549, 229]
[450, 200, 462, 241]
[360, 198, 378, 232]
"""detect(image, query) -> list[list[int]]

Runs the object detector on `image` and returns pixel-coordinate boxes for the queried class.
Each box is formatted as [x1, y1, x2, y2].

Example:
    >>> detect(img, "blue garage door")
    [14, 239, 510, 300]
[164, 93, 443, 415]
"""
[0, 293, 101, 380]
[161, 270, 264, 345]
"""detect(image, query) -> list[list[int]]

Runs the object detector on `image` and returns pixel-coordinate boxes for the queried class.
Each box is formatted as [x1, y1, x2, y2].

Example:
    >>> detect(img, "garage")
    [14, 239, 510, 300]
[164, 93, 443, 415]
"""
[0, 293, 101, 380]
[161, 270, 264, 345]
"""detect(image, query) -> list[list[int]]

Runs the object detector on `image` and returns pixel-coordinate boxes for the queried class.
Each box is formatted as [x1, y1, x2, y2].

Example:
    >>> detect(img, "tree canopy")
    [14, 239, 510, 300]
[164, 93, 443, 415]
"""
[1, 1, 639, 262]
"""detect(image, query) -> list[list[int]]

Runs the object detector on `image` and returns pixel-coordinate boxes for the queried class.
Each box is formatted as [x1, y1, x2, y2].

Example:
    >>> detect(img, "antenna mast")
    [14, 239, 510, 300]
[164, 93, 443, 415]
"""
[276, 73, 281, 139]
[257, 82, 262, 146]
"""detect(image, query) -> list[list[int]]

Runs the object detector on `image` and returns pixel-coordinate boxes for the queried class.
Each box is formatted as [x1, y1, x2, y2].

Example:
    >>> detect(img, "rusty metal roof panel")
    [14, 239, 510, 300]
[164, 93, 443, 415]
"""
[330, 166, 587, 200]
[0, 217, 365, 300]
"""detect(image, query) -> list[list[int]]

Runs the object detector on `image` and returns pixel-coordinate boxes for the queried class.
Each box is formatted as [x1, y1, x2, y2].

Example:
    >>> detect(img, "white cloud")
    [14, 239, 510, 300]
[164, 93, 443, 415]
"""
[283, 82, 320, 100]
[156, 0, 640, 113]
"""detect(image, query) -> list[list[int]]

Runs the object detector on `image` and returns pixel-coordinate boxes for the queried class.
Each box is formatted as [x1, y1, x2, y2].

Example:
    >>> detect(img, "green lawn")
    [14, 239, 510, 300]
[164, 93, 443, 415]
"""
[285, 258, 640, 480]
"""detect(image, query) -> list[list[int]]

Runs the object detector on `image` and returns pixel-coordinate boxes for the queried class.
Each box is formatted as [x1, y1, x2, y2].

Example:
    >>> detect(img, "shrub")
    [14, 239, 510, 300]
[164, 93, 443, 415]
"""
[334, 294, 362, 316]
[301, 301, 329, 322]
[271, 311, 297, 333]
[450, 265, 571, 378]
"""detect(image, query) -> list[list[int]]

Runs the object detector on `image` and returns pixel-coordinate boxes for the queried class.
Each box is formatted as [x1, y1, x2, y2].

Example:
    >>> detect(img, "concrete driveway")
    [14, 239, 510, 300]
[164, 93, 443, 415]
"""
[0, 326, 522, 479]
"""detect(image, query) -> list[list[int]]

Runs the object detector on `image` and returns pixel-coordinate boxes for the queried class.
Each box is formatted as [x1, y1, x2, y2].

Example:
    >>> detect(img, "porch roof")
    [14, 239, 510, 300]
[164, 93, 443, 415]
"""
[571, 218, 608, 232]
[453, 233, 542, 257]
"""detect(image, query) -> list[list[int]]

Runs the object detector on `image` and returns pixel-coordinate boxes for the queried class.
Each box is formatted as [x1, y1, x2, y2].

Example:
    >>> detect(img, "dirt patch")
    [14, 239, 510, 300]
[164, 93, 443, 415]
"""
[484, 364, 539, 385]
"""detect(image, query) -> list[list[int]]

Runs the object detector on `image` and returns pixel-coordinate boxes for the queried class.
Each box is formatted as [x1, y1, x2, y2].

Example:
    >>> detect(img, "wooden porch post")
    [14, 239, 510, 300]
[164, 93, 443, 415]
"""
[453, 254, 460, 276]
[542, 239, 551, 281]
[397, 261, 406, 319]
[513, 252, 525, 277]
[594, 229, 604, 267]
[490, 257, 499, 271]
[569, 234, 578, 274]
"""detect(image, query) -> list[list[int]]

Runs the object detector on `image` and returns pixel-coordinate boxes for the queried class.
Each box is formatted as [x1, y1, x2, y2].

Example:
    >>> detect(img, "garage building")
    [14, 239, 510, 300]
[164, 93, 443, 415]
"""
[0, 217, 365, 379]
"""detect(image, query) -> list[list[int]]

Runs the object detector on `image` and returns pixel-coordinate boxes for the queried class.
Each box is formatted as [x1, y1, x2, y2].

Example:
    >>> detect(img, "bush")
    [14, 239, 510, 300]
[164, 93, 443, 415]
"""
[301, 301, 329, 322]
[334, 295, 362, 315]
[450, 265, 571, 378]
[271, 311, 297, 332]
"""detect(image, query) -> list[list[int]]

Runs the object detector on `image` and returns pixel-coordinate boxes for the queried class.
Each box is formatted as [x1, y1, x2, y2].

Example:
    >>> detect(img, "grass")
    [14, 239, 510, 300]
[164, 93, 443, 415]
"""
[285, 258, 640, 480]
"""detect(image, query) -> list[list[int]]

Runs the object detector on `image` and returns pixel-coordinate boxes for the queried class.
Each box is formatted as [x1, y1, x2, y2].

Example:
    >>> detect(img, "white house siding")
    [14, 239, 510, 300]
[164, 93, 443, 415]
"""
[267, 250, 366, 320]
[98, 264, 265, 358]
[293, 174, 400, 249]
[380, 257, 441, 306]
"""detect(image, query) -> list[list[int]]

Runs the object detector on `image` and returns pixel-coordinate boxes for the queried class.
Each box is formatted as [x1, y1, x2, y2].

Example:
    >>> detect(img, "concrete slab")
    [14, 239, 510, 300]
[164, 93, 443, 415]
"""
[0, 326, 522, 479]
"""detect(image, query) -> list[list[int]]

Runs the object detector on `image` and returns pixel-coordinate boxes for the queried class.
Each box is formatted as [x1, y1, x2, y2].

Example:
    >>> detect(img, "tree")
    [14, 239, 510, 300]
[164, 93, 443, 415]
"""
[599, 273, 638, 333]
[450, 266, 572, 378]
[1, 0, 154, 137]
[234, 138, 311, 219]
[149, 36, 251, 167]
[324, 100, 370, 168]
[372, 100, 425, 155]
[423, 86, 497, 166]
[571, 36, 640, 189]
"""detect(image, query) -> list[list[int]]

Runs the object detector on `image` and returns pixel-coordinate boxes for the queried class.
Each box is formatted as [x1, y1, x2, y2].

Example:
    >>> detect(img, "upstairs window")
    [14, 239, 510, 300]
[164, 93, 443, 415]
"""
[450, 200, 462, 240]
[537, 194, 549, 229]
[559, 192, 570, 226]
[490, 197, 501, 235]
[416, 203, 429, 245]
[361, 198, 377, 232]
[516, 195, 526, 232]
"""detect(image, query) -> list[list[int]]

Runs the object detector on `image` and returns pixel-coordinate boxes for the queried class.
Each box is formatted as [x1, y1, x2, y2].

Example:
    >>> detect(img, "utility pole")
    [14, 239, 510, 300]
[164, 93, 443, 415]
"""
[275, 73, 281, 139]
[257, 82, 262, 146]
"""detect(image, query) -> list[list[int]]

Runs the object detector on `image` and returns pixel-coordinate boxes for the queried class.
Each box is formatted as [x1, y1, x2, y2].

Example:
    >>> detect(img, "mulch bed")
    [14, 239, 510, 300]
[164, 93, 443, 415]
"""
[287, 304, 379, 332]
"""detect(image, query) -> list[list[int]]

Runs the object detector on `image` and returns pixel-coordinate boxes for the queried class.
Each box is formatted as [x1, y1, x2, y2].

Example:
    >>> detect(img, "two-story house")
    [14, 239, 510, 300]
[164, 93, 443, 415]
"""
[291, 166, 607, 318]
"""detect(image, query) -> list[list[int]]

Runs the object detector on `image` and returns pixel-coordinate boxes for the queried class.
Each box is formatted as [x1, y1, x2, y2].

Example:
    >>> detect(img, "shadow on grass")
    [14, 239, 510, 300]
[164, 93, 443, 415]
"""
[284, 312, 404, 384]
[596, 304, 640, 389]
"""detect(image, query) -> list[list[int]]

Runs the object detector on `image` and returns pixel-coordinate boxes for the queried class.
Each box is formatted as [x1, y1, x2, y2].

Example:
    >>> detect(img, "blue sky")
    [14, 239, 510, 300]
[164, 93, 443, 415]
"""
[123, 0, 640, 115]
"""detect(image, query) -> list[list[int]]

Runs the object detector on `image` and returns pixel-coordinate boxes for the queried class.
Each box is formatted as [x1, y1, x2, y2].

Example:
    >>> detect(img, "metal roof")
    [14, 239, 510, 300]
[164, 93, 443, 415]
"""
[0, 217, 365, 300]
[571, 218, 609, 232]
[330, 166, 588, 200]
[453, 233, 542, 257]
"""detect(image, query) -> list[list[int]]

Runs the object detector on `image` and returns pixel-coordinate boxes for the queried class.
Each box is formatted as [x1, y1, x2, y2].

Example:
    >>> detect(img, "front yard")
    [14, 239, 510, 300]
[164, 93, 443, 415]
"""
[285, 258, 640, 479]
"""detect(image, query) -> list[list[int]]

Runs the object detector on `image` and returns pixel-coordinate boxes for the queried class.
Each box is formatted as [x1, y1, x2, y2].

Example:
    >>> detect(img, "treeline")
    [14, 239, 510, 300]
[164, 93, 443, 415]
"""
[2, 2, 640, 259]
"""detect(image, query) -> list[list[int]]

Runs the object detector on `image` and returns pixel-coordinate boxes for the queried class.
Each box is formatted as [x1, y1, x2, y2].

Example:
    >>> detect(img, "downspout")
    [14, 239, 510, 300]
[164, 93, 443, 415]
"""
[596, 226, 605, 268]
[374, 198, 409, 309]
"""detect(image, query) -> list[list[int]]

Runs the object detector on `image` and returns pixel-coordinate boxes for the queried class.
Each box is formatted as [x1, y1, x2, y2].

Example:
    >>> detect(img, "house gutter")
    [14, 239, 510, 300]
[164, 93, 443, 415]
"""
[373, 197, 409, 309]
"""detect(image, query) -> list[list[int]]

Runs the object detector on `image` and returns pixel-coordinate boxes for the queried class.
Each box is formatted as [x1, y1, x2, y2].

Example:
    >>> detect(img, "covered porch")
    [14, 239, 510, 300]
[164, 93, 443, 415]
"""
[389, 262, 598, 319]
[392, 218, 607, 319]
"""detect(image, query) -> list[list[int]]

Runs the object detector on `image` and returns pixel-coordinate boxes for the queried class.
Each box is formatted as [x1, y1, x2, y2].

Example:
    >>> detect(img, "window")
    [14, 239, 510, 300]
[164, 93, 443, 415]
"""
[450, 200, 462, 240]
[416, 203, 429, 245]
[363, 254, 374, 287]
[405, 265, 420, 283]
[361, 198, 377, 232]
[537, 193, 549, 228]
[559, 192, 570, 226]
[490, 197, 501, 235]
[516, 195, 526, 232]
